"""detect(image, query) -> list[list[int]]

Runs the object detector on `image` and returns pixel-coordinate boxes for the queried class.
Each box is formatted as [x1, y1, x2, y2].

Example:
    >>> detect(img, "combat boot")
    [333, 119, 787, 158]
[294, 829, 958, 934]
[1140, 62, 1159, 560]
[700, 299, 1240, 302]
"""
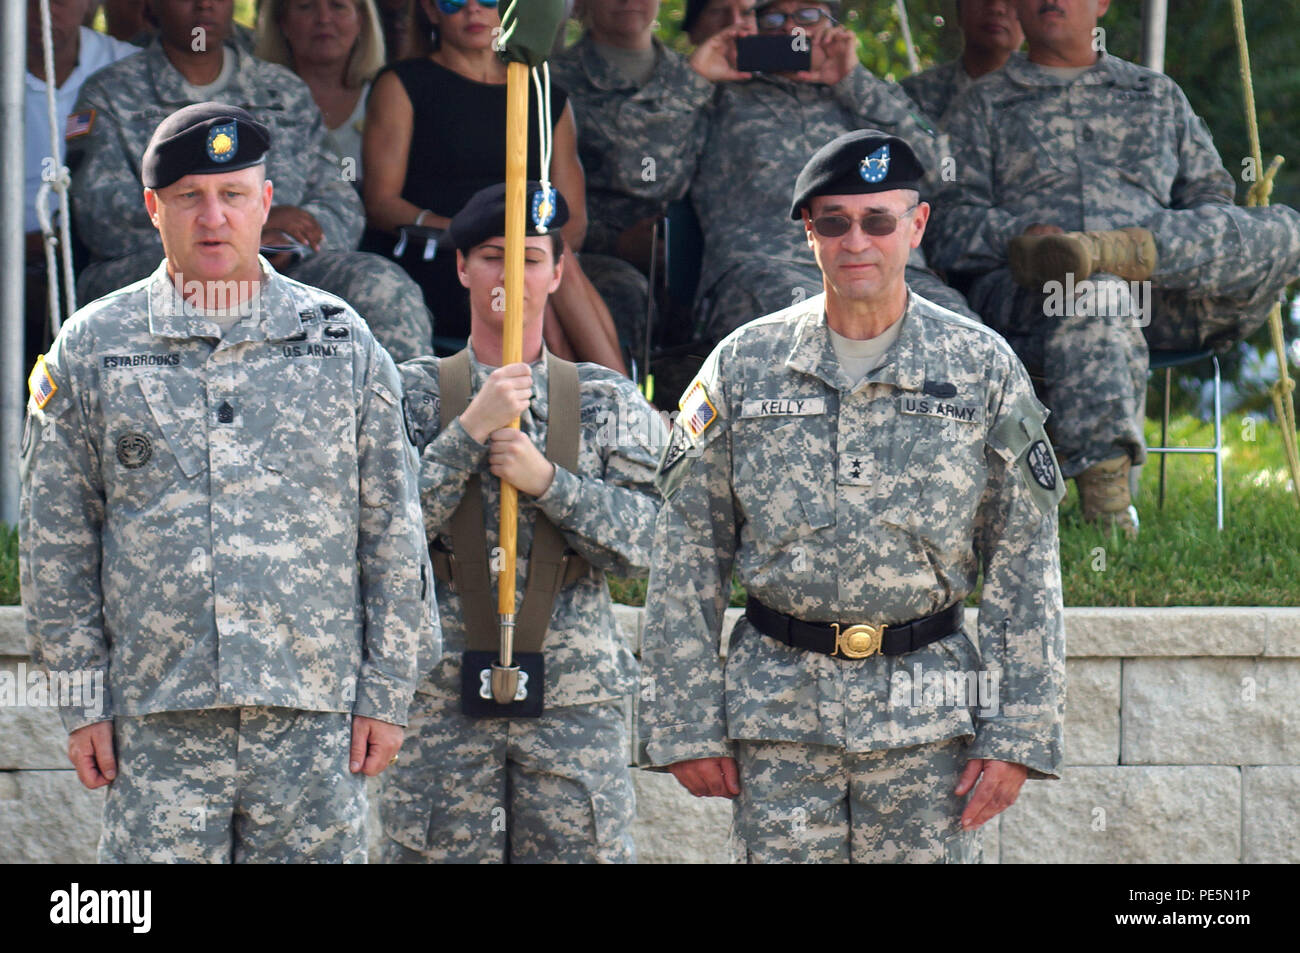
[1009, 227, 1157, 288]
[1075, 455, 1139, 538]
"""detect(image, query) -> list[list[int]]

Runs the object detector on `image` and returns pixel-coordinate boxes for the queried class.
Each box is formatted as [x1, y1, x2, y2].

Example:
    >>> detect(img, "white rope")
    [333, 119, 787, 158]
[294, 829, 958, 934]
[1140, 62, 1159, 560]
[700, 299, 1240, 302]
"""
[895, 0, 920, 74]
[37, 0, 78, 334]
[530, 62, 555, 232]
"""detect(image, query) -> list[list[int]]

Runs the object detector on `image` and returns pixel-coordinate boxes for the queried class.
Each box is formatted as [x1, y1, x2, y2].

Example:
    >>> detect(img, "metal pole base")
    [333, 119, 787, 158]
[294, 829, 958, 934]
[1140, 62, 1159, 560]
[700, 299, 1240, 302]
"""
[491, 664, 520, 704]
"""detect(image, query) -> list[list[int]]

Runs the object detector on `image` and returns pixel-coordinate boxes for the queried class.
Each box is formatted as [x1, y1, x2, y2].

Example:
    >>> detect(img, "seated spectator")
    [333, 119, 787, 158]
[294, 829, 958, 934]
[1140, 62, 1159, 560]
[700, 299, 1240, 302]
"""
[363, 0, 625, 372]
[682, 0, 756, 46]
[109, 0, 259, 50]
[929, 0, 1300, 535]
[102, 1, 150, 42]
[24, 0, 137, 375]
[550, 0, 715, 360]
[374, 0, 415, 60]
[687, 0, 975, 345]
[66, 0, 434, 361]
[254, 0, 386, 186]
[901, 0, 1023, 127]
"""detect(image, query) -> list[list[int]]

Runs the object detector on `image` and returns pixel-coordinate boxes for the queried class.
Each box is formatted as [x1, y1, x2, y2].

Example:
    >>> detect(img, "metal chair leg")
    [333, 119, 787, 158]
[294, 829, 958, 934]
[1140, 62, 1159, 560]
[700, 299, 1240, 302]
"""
[1213, 355, 1223, 531]
[1159, 366, 1171, 509]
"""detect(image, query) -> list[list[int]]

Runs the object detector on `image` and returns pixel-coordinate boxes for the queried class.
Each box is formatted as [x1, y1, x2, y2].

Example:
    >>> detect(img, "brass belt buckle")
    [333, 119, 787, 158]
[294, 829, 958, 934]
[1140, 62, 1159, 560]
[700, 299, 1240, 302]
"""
[832, 621, 885, 659]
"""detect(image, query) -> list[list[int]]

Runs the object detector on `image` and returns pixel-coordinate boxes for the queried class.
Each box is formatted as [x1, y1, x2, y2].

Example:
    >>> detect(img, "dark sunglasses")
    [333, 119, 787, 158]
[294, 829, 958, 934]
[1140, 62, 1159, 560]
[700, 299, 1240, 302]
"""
[436, 0, 498, 14]
[811, 206, 919, 238]
[757, 7, 837, 31]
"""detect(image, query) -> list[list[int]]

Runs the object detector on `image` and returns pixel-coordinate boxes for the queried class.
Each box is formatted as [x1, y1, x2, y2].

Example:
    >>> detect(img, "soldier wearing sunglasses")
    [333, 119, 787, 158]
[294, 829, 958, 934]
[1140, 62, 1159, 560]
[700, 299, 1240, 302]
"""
[685, 0, 977, 350]
[640, 130, 1065, 864]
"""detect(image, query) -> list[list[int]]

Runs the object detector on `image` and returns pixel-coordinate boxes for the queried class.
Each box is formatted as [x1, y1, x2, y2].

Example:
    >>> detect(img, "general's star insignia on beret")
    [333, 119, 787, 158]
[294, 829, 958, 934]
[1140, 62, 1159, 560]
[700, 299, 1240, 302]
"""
[859, 143, 891, 184]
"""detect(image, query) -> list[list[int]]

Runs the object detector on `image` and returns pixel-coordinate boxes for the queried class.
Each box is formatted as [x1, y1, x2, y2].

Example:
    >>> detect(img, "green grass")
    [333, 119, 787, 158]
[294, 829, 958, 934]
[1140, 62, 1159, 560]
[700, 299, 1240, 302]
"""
[0, 523, 17, 606]
[1058, 411, 1300, 606]
[610, 411, 1300, 608]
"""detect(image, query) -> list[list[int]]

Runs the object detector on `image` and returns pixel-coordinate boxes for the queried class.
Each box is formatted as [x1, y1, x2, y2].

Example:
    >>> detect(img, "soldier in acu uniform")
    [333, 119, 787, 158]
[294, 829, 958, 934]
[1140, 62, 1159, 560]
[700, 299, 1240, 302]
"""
[639, 131, 1066, 863]
[19, 103, 435, 863]
[383, 182, 667, 863]
[928, 0, 1300, 534]
[900, 0, 1023, 128]
[550, 0, 716, 358]
[686, 0, 977, 345]
[66, 0, 434, 362]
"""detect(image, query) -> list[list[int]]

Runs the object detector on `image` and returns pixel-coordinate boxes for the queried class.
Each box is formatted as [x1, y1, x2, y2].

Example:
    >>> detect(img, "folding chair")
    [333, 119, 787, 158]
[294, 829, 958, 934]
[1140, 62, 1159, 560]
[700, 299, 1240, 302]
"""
[1147, 349, 1224, 530]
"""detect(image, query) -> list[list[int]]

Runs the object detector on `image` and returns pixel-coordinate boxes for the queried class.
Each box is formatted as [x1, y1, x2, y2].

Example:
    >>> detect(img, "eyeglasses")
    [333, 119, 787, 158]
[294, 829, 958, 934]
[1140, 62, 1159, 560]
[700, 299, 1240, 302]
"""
[436, 0, 498, 14]
[757, 7, 837, 31]
[811, 206, 919, 238]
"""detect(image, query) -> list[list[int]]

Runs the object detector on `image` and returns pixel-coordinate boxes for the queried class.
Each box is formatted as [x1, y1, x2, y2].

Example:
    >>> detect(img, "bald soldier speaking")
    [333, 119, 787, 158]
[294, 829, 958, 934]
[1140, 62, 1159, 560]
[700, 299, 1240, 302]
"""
[639, 130, 1066, 863]
[19, 103, 435, 863]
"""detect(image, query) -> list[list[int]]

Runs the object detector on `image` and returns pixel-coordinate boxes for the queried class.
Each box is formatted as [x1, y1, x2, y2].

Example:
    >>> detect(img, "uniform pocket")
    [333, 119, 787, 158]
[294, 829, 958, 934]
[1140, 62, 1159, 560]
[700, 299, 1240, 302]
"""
[943, 827, 983, 864]
[103, 376, 207, 510]
[732, 413, 835, 546]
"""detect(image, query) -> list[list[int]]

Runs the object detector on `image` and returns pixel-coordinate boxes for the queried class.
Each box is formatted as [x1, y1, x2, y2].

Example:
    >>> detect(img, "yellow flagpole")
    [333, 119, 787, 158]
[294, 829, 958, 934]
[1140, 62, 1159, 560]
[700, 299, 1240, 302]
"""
[491, 60, 531, 702]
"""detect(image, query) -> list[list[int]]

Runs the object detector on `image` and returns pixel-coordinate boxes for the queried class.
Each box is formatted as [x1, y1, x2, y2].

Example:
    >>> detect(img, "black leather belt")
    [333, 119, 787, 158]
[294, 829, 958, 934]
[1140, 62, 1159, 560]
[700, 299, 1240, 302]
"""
[744, 597, 964, 659]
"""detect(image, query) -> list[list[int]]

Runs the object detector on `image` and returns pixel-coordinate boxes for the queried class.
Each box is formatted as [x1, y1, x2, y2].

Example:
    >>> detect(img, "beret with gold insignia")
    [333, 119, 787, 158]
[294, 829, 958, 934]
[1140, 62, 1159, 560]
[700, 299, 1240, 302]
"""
[446, 181, 570, 252]
[142, 102, 271, 190]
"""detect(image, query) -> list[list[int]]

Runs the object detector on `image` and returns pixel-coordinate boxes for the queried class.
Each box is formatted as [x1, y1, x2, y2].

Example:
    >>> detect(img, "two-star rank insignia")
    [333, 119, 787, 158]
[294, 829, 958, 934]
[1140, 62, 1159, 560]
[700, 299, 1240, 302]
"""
[859, 144, 891, 183]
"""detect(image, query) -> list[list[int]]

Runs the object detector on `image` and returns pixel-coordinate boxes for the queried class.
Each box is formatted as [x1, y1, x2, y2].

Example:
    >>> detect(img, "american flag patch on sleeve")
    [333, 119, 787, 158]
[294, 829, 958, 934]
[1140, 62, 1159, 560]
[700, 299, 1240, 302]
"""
[29, 355, 57, 409]
[679, 379, 717, 441]
[65, 109, 95, 139]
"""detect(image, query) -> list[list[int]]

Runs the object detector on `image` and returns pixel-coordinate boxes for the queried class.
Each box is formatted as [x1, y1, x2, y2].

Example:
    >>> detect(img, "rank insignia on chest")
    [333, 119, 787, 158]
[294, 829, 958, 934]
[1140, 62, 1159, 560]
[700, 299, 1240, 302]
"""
[859, 144, 891, 183]
[679, 379, 717, 441]
[28, 355, 57, 410]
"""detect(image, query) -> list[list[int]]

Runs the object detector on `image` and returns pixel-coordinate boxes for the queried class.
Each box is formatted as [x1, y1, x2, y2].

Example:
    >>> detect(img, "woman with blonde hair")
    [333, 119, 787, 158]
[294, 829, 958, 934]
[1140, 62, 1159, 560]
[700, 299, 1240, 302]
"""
[255, 0, 386, 182]
[362, 0, 626, 371]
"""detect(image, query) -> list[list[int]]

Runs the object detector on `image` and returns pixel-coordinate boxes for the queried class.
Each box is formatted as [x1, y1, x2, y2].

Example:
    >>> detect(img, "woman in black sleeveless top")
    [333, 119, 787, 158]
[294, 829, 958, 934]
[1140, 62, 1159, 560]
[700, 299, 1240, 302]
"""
[363, 0, 625, 371]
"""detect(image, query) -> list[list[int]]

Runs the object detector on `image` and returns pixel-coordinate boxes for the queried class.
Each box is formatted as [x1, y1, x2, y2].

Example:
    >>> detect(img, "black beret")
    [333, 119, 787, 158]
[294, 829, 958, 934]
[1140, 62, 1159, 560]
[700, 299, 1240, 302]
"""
[789, 129, 926, 219]
[446, 181, 570, 251]
[141, 102, 271, 190]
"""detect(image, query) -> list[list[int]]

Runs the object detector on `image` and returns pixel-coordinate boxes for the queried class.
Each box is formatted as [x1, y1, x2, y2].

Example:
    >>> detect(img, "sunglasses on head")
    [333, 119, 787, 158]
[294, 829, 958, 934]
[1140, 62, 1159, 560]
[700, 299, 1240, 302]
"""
[757, 7, 837, 31]
[811, 206, 918, 238]
[436, 0, 498, 14]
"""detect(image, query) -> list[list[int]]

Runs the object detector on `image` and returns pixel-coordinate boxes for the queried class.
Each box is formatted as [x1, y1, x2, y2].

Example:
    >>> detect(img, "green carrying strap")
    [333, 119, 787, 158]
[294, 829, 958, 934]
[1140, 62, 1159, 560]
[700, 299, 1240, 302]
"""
[435, 350, 588, 653]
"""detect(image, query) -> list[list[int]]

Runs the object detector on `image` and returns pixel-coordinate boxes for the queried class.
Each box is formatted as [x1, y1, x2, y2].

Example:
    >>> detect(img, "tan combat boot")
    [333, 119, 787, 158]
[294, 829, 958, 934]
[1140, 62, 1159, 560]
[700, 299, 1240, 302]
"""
[1009, 227, 1157, 288]
[1075, 455, 1139, 538]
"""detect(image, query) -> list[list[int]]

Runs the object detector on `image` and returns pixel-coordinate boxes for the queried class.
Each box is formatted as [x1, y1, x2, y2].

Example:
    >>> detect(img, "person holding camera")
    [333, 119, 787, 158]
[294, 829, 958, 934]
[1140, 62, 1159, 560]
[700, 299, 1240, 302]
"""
[684, 0, 975, 346]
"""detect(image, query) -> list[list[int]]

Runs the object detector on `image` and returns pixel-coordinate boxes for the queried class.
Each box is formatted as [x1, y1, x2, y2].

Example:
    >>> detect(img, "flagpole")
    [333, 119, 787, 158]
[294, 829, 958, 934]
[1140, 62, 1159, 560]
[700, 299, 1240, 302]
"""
[490, 59, 531, 704]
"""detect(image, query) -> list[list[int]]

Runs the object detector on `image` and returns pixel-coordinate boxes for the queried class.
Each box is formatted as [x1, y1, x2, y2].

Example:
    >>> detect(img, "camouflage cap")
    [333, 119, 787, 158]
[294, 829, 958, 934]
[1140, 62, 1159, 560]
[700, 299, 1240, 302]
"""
[446, 181, 570, 251]
[790, 129, 925, 219]
[142, 102, 270, 189]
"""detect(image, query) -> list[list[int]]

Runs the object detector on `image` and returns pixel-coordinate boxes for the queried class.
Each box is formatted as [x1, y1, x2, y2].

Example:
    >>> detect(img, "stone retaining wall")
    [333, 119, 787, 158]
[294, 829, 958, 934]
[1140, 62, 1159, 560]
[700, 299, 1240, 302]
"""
[3, 605, 1297, 863]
